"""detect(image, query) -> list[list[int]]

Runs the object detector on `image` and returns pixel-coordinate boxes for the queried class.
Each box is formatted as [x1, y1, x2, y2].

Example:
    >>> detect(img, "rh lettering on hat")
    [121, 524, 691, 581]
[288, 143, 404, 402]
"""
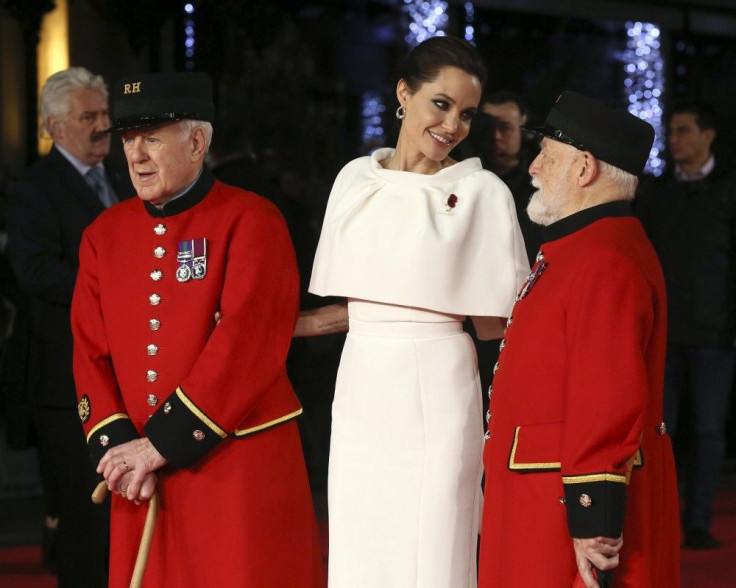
[110, 72, 214, 131]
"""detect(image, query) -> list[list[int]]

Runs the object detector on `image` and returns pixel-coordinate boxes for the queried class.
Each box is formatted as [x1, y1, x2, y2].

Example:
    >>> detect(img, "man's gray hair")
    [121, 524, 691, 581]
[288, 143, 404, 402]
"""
[598, 159, 639, 201]
[40, 67, 108, 133]
[179, 119, 213, 153]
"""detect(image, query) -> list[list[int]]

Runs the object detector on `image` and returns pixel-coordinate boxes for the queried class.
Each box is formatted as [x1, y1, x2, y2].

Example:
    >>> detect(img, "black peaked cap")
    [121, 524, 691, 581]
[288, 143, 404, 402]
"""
[108, 72, 214, 132]
[523, 91, 655, 175]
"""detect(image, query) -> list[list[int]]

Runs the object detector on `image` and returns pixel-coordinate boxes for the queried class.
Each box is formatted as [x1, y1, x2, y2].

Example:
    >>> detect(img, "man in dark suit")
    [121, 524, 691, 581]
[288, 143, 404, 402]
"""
[6, 66, 133, 587]
[636, 103, 736, 550]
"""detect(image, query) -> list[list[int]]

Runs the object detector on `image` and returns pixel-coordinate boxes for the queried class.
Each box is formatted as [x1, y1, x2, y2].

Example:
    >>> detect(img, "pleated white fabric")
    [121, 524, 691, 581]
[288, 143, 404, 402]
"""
[309, 148, 529, 317]
[327, 300, 484, 588]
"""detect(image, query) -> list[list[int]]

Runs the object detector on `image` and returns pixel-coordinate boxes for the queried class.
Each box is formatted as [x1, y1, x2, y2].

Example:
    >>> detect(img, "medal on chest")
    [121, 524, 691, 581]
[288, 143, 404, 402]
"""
[517, 251, 548, 301]
[176, 237, 208, 282]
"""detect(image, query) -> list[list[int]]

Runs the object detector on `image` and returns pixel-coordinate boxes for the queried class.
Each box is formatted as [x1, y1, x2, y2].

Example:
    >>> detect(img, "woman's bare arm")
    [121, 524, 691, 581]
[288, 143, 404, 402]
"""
[294, 302, 349, 337]
[471, 316, 506, 341]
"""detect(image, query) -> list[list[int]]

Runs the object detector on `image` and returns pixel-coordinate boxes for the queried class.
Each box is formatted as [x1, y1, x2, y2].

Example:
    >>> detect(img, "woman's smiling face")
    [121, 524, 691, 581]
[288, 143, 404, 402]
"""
[398, 66, 482, 163]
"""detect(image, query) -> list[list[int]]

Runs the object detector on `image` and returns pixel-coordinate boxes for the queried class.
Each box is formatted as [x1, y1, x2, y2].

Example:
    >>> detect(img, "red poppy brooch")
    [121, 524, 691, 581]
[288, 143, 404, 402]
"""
[445, 193, 458, 212]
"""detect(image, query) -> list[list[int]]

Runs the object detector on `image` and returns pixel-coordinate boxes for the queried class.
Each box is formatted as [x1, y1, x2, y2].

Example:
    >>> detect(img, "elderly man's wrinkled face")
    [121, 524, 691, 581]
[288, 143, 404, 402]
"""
[51, 88, 111, 166]
[121, 123, 202, 206]
[526, 137, 579, 226]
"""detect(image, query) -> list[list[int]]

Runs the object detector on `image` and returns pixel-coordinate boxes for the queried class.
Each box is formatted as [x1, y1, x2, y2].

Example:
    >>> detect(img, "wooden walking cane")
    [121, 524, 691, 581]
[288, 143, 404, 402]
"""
[92, 480, 160, 588]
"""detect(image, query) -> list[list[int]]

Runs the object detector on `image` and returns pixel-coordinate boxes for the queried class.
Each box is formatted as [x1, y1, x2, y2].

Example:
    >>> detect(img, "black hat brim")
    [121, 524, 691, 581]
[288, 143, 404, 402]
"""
[105, 114, 194, 133]
[521, 123, 588, 151]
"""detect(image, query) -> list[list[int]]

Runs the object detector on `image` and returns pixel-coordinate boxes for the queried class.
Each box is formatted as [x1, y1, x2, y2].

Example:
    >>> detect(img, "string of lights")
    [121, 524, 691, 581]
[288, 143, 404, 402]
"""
[464, 2, 476, 45]
[402, 0, 448, 48]
[184, 2, 196, 70]
[361, 91, 387, 152]
[624, 21, 666, 176]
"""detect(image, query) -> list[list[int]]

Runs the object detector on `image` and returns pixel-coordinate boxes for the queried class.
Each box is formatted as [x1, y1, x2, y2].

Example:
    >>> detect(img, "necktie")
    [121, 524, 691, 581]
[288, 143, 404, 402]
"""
[86, 165, 117, 208]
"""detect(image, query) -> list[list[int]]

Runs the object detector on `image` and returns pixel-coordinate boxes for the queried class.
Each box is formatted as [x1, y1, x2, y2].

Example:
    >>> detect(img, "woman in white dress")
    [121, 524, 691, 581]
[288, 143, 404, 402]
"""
[296, 36, 529, 588]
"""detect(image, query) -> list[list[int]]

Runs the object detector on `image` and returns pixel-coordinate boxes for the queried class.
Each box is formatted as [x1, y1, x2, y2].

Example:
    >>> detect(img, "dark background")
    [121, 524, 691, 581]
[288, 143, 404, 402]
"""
[3, 0, 736, 177]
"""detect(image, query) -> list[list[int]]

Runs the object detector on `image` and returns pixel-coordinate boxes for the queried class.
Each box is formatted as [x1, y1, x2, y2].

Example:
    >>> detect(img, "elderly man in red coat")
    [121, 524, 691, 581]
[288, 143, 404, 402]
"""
[478, 91, 680, 588]
[71, 72, 325, 587]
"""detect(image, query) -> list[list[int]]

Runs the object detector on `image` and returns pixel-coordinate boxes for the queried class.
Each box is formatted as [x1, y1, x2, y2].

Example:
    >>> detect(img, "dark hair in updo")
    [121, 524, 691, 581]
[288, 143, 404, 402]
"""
[398, 36, 487, 94]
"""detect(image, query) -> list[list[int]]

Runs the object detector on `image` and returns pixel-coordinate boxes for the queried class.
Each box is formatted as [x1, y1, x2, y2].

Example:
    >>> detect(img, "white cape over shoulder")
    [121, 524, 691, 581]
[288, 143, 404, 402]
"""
[309, 148, 530, 316]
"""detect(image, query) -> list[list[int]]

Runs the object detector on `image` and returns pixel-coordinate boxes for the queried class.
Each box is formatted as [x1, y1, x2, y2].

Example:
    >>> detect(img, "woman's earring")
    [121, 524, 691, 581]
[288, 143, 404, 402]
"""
[395, 105, 406, 120]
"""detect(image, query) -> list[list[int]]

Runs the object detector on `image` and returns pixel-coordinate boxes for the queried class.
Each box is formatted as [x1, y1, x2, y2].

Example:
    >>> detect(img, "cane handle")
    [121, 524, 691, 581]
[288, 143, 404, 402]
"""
[92, 480, 108, 504]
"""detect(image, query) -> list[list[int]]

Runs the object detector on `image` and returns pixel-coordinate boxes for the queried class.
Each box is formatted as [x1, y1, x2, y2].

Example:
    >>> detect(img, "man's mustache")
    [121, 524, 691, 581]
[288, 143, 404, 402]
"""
[91, 131, 109, 142]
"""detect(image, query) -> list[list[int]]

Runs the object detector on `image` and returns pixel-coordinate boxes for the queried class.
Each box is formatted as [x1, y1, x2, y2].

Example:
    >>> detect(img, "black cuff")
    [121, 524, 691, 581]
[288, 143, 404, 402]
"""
[564, 479, 627, 538]
[87, 417, 140, 465]
[144, 387, 227, 468]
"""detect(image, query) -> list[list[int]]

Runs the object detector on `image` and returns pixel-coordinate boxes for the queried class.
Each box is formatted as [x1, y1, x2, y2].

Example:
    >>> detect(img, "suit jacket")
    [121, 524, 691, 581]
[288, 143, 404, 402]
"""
[6, 145, 134, 407]
[636, 163, 736, 348]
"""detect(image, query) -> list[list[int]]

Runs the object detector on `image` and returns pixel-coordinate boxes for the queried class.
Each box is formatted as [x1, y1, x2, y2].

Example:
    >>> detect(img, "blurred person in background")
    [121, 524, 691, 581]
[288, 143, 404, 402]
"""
[6, 66, 133, 586]
[636, 102, 736, 550]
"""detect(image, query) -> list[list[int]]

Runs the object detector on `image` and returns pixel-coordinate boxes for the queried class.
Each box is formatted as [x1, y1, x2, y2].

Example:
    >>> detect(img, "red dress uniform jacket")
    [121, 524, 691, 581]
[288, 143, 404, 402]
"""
[72, 170, 325, 587]
[478, 202, 679, 587]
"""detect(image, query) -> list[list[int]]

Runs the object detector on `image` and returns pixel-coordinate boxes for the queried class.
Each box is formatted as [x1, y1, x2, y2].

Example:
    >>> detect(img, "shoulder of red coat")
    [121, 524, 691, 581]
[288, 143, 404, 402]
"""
[212, 179, 283, 217]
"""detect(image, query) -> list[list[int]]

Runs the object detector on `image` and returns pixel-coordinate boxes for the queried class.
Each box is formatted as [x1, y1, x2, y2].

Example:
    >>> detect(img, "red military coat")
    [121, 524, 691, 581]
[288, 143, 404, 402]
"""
[479, 202, 680, 587]
[72, 170, 325, 587]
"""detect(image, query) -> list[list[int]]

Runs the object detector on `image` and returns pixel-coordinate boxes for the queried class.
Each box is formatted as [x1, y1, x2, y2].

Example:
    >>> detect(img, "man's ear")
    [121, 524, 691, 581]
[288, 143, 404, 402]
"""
[190, 126, 207, 162]
[577, 151, 599, 187]
[48, 116, 62, 140]
[704, 127, 716, 147]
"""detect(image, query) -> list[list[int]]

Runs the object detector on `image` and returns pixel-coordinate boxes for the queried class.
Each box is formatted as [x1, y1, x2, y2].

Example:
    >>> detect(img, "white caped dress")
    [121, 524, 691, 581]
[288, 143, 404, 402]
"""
[310, 148, 529, 588]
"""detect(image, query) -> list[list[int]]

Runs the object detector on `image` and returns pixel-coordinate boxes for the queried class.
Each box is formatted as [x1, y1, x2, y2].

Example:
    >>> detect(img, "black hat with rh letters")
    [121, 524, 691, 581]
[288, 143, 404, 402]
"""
[522, 90, 654, 175]
[107, 72, 214, 132]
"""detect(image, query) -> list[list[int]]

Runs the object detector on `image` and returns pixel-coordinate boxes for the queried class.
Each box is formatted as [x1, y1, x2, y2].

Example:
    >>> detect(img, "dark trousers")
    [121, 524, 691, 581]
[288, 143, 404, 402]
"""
[34, 406, 109, 587]
[664, 344, 736, 530]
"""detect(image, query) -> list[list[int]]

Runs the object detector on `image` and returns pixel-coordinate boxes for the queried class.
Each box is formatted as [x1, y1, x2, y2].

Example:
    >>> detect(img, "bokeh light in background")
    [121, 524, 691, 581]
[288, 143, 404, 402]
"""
[403, 0, 448, 48]
[464, 2, 475, 45]
[625, 21, 666, 176]
[361, 91, 386, 152]
[184, 2, 196, 71]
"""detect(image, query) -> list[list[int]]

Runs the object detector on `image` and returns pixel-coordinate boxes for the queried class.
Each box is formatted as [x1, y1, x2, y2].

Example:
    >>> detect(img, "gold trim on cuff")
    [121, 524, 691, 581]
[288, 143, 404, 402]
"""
[562, 473, 628, 484]
[175, 387, 228, 439]
[233, 408, 303, 437]
[86, 413, 130, 443]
